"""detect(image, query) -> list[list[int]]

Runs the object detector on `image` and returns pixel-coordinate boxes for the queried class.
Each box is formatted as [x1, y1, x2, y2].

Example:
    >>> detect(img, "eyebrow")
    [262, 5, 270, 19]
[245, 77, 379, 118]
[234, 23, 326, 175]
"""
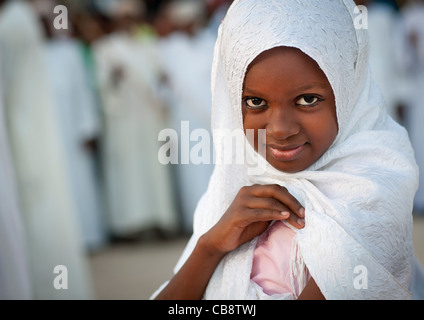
[243, 82, 330, 96]
[242, 86, 264, 96]
[296, 82, 330, 91]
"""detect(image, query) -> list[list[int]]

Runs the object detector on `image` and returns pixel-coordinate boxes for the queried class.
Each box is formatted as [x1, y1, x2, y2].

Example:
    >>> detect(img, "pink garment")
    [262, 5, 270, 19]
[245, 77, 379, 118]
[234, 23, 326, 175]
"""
[250, 220, 310, 297]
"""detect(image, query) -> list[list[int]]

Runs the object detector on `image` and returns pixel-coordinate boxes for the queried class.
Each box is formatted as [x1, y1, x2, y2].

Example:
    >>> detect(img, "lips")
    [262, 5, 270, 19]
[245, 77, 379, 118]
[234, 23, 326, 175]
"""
[267, 143, 306, 162]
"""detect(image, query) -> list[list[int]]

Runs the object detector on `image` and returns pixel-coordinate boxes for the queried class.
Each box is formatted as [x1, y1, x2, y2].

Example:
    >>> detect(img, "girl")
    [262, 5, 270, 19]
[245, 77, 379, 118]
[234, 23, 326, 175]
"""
[153, 0, 420, 299]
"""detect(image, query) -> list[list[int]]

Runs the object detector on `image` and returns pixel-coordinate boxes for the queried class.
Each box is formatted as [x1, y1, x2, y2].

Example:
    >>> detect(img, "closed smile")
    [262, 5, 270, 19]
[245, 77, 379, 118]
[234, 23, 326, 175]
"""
[267, 143, 307, 162]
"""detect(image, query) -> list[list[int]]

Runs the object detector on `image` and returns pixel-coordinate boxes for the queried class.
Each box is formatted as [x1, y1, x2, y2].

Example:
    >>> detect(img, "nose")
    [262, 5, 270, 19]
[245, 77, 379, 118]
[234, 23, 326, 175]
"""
[266, 106, 301, 141]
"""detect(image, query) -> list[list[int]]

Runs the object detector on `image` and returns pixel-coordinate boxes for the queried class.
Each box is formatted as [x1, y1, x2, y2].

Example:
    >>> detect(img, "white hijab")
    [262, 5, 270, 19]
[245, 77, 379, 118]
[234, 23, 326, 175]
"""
[174, 0, 419, 299]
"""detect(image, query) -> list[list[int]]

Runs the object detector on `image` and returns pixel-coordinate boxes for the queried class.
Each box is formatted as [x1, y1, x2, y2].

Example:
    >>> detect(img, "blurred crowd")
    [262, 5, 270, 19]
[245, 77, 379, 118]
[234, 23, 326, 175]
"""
[0, 0, 422, 299]
[362, 0, 424, 213]
[0, 0, 229, 300]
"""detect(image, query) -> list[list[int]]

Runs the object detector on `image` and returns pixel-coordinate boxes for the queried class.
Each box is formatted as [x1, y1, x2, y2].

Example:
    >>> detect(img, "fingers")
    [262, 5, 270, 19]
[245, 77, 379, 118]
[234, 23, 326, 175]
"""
[245, 208, 304, 229]
[284, 211, 305, 229]
[246, 196, 289, 213]
[248, 184, 305, 219]
[247, 208, 290, 221]
[239, 184, 305, 229]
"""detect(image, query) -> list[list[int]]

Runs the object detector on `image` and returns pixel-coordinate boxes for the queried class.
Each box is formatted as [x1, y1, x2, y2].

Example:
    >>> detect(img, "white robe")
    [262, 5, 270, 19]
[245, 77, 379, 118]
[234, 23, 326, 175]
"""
[400, 2, 424, 211]
[45, 37, 106, 250]
[0, 0, 93, 299]
[0, 52, 32, 300]
[367, 2, 402, 121]
[158, 29, 215, 232]
[93, 32, 179, 236]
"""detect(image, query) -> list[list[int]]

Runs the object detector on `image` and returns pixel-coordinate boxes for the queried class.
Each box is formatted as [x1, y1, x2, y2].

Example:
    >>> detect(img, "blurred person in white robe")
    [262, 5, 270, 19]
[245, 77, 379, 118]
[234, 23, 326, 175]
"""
[157, 0, 216, 232]
[40, 0, 107, 251]
[399, 0, 424, 213]
[365, 0, 404, 122]
[0, 0, 93, 299]
[0, 49, 32, 300]
[93, 0, 179, 237]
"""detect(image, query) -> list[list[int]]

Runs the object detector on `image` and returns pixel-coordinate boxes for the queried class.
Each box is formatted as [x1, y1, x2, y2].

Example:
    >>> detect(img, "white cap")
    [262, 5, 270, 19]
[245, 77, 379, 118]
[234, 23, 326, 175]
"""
[166, 0, 205, 27]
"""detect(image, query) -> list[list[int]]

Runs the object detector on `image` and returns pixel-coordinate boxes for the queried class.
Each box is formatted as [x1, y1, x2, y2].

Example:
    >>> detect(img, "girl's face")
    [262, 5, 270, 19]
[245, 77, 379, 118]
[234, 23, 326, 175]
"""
[242, 47, 338, 173]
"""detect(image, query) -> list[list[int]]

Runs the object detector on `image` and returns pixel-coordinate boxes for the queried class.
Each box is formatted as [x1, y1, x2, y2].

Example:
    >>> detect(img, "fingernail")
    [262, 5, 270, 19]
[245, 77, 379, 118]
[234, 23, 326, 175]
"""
[297, 218, 304, 226]
[281, 211, 290, 217]
[299, 207, 305, 218]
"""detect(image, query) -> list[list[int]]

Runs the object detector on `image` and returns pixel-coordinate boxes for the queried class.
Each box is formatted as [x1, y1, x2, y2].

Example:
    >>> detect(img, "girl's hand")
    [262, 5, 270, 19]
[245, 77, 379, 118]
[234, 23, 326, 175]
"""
[201, 184, 305, 254]
[155, 184, 305, 300]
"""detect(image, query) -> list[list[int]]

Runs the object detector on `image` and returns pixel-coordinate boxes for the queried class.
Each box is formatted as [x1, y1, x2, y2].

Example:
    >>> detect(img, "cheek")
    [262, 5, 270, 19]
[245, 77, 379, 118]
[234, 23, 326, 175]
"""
[242, 111, 266, 131]
[327, 106, 339, 143]
[242, 107, 247, 130]
[243, 113, 267, 150]
[309, 110, 338, 151]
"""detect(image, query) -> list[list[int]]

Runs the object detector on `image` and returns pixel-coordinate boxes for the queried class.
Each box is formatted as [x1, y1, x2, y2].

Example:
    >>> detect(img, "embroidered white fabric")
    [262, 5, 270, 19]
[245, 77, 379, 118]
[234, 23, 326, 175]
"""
[170, 0, 419, 299]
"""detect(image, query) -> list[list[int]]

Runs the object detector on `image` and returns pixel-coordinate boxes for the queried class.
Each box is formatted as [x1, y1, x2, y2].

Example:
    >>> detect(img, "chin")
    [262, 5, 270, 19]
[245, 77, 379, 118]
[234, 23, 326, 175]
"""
[267, 160, 304, 174]
[265, 152, 307, 173]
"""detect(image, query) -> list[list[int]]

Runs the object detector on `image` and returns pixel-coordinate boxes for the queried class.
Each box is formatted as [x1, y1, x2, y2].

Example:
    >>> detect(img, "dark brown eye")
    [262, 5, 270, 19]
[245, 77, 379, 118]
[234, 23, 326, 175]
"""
[296, 95, 321, 106]
[245, 97, 267, 109]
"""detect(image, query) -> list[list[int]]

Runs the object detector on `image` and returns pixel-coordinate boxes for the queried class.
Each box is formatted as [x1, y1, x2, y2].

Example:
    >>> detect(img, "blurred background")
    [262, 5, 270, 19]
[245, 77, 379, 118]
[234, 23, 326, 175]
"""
[0, 0, 423, 300]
